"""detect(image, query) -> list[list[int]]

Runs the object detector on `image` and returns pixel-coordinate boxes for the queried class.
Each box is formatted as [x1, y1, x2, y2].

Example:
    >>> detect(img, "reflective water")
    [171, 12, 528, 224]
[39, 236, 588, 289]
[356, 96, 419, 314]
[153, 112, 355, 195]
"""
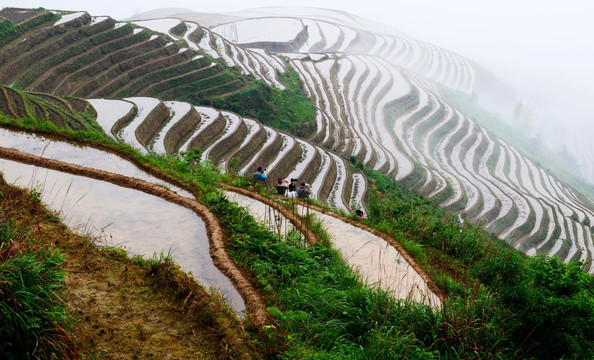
[0, 128, 245, 314]
[306, 207, 441, 306]
[0, 128, 192, 197]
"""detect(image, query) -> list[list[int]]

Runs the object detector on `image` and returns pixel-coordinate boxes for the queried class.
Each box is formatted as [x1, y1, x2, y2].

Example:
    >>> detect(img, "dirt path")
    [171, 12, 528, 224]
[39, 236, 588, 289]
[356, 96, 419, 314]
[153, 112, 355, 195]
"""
[0, 145, 268, 327]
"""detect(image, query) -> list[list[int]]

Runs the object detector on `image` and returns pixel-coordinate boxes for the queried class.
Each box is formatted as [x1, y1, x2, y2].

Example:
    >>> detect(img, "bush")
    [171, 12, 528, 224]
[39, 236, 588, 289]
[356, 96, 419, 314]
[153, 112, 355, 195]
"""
[519, 256, 594, 358]
[359, 162, 594, 358]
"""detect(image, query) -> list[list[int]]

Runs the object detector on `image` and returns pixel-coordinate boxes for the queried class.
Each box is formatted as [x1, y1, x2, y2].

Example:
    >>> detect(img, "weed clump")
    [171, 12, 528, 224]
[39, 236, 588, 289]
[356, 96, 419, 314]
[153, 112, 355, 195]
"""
[0, 217, 75, 359]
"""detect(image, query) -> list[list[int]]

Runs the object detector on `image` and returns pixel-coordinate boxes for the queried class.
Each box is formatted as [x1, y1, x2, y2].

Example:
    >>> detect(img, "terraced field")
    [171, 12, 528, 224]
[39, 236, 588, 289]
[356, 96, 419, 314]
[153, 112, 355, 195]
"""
[290, 54, 594, 270]
[88, 97, 366, 213]
[0, 8, 261, 102]
[1, 7, 593, 272]
[125, 9, 594, 271]
[132, 17, 288, 90]
[210, 9, 475, 95]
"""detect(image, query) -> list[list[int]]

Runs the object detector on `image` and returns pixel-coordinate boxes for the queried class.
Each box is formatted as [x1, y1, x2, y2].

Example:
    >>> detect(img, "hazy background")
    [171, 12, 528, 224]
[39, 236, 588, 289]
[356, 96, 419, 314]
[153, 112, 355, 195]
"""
[2, 0, 593, 159]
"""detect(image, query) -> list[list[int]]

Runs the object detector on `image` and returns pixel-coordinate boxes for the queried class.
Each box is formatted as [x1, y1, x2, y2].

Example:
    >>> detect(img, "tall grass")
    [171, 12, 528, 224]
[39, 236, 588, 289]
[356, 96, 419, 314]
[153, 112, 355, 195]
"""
[356, 160, 594, 358]
[0, 216, 75, 359]
[203, 188, 519, 358]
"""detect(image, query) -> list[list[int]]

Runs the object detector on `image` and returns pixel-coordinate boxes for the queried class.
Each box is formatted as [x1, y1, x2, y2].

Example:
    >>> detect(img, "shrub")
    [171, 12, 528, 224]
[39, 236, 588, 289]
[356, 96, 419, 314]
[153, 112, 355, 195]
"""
[209, 68, 316, 137]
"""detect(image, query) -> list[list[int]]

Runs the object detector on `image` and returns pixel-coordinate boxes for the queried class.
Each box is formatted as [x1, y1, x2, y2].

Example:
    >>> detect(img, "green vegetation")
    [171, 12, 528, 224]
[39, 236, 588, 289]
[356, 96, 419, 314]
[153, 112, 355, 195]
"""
[0, 176, 255, 359]
[0, 85, 97, 132]
[0, 216, 75, 359]
[155, 60, 315, 138]
[207, 68, 316, 138]
[169, 22, 187, 37]
[0, 11, 316, 138]
[440, 86, 594, 199]
[0, 11, 59, 47]
[1, 92, 593, 358]
[206, 194, 439, 358]
[354, 159, 594, 359]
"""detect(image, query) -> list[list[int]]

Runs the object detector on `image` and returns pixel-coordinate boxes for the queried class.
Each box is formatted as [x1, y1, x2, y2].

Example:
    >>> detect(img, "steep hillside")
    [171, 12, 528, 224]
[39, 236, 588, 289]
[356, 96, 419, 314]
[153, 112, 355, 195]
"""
[127, 10, 594, 272]
[1, 6, 593, 272]
[0, 8, 315, 136]
[1, 89, 592, 359]
[88, 96, 366, 212]
[1, 6, 593, 359]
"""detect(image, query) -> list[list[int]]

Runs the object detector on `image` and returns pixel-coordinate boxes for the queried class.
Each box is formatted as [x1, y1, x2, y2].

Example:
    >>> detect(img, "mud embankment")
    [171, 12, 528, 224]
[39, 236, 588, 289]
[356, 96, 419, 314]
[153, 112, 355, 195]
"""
[0, 146, 268, 326]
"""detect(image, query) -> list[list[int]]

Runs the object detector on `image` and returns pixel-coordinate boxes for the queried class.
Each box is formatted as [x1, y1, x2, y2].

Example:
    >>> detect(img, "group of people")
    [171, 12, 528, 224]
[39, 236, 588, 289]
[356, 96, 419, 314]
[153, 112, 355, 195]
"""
[253, 166, 365, 218]
[275, 178, 311, 199]
[252, 166, 311, 199]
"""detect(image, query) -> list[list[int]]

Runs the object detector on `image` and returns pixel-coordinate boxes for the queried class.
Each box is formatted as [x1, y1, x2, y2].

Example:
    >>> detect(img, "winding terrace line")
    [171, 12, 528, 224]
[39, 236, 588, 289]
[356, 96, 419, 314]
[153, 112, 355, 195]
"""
[225, 186, 443, 304]
[0, 145, 268, 327]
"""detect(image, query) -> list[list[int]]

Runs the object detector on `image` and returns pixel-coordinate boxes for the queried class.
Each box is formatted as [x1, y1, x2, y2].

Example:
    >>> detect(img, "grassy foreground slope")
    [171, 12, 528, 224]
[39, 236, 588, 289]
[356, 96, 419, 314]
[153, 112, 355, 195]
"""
[0, 177, 255, 359]
[0, 90, 593, 358]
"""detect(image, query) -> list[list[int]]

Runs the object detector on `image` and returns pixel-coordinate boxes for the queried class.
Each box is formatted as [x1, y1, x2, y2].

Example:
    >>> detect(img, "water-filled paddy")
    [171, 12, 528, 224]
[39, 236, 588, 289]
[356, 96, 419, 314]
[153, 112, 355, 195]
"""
[0, 128, 245, 313]
[0, 128, 191, 197]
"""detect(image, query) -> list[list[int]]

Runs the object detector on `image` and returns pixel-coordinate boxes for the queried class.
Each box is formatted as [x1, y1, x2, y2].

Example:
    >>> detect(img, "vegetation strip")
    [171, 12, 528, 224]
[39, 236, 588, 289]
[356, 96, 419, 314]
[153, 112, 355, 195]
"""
[304, 202, 444, 301]
[222, 185, 319, 245]
[0, 145, 268, 326]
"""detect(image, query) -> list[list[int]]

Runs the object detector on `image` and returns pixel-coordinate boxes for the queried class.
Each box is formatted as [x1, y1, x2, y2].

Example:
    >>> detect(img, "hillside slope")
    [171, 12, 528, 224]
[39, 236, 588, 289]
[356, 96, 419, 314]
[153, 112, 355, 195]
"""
[127, 10, 594, 271]
[1, 6, 594, 272]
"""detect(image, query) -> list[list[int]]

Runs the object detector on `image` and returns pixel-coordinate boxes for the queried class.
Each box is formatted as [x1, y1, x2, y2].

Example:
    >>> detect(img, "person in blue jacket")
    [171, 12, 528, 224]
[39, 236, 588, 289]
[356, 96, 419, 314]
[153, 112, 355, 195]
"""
[253, 166, 267, 183]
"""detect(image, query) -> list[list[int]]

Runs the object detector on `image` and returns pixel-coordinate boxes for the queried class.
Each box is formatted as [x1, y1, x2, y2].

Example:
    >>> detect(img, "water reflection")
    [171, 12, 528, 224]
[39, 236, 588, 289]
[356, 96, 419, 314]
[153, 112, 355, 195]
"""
[0, 128, 192, 197]
[0, 157, 245, 314]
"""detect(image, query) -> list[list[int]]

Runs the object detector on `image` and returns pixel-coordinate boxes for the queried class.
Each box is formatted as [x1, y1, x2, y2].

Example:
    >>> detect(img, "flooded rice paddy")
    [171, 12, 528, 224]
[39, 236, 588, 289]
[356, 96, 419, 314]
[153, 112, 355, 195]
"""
[0, 129, 244, 313]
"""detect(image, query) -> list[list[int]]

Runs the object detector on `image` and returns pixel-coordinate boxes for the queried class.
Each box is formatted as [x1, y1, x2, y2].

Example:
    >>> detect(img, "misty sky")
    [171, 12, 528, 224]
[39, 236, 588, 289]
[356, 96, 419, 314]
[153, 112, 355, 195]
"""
[1, 0, 593, 129]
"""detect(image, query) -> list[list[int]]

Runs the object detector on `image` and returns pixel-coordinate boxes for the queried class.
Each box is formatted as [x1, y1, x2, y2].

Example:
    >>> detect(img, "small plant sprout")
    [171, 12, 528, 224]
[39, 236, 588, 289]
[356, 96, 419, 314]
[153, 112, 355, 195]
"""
[30, 183, 42, 203]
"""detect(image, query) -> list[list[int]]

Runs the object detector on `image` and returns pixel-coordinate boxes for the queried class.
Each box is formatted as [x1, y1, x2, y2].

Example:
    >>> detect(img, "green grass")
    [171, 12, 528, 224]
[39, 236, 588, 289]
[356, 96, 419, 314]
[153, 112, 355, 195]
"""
[0, 216, 75, 359]
[207, 66, 316, 138]
[352, 158, 594, 359]
[0, 11, 59, 47]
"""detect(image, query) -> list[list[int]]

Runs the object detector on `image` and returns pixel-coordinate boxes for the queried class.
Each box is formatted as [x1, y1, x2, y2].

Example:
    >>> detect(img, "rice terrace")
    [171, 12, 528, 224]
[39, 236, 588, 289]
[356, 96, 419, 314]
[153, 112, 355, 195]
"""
[0, 4, 592, 359]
